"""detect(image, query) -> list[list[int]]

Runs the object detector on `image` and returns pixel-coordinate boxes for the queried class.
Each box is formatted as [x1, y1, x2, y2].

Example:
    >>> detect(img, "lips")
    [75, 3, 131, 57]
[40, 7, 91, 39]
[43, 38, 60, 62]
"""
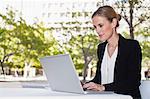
[98, 33, 104, 37]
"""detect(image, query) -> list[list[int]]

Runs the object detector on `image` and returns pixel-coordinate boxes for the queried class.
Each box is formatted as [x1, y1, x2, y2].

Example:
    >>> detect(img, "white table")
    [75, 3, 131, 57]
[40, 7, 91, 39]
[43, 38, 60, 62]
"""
[0, 82, 132, 99]
[0, 88, 132, 99]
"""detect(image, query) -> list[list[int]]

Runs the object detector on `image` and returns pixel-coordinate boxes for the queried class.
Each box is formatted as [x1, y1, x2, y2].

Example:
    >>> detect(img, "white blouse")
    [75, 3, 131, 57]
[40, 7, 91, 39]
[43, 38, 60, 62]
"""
[101, 44, 118, 84]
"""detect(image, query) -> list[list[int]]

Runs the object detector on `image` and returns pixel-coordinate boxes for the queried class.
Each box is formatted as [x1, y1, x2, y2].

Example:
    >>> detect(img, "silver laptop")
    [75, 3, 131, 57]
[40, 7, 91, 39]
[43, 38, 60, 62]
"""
[40, 54, 114, 94]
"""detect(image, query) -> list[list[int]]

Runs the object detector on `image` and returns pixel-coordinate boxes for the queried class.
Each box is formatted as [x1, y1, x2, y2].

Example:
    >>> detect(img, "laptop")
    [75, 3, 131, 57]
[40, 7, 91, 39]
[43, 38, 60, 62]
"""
[40, 54, 114, 94]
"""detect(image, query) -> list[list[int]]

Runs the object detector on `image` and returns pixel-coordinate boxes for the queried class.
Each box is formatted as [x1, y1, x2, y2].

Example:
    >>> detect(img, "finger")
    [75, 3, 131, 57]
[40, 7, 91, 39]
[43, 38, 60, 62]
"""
[87, 86, 95, 90]
[83, 83, 91, 88]
[86, 83, 97, 90]
[83, 82, 97, 89]
[87, 84, 103, 91]
[83, 82, 92, 87]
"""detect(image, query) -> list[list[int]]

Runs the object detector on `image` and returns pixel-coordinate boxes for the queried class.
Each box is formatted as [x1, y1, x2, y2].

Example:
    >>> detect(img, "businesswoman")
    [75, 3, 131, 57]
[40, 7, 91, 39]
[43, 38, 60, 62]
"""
[83, 6, 142, 99]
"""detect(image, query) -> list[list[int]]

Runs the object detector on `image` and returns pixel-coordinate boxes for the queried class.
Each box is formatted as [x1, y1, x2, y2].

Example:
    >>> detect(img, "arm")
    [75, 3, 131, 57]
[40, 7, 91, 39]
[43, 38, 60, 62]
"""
[90, 60, 101, 83]
[123, 41, 142, 90]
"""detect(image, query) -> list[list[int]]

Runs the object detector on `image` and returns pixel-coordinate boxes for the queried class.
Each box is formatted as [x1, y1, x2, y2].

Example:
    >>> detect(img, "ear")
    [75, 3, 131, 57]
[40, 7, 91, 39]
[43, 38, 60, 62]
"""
[111, 18, 117, 28]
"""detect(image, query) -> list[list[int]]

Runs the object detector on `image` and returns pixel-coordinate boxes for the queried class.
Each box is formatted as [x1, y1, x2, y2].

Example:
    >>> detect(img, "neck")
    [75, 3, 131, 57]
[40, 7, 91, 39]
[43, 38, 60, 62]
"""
[107, 31, 119, 47]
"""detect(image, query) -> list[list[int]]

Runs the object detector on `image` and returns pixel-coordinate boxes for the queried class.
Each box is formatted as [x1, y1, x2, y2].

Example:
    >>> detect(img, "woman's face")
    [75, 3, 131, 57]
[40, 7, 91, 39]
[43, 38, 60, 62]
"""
[92, 15, 114, 41]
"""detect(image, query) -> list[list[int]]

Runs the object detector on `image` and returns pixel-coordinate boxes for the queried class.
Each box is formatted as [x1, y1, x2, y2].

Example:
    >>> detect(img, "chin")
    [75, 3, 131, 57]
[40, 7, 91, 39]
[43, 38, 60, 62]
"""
[99, 36, 107, 42]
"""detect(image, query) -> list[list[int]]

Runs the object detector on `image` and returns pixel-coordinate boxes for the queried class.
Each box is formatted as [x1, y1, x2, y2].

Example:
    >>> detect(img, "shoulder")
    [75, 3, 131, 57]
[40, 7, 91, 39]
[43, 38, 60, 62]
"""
[97, 42, 107, 53]
[119, 34, 140, 48]
[126, 39, 141, 50]
[125, 39, 140, 46]
[97, 42, 107, 60]
[98, 41, 107, 48]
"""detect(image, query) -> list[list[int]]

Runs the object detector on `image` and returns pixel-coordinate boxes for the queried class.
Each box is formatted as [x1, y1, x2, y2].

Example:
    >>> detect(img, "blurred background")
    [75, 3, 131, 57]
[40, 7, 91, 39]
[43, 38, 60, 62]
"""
[0, 0, 149, 82]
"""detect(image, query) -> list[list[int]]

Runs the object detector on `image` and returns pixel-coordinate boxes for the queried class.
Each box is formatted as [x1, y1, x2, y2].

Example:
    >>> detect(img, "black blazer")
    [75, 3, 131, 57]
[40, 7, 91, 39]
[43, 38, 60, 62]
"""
[91, 34, 142, 98]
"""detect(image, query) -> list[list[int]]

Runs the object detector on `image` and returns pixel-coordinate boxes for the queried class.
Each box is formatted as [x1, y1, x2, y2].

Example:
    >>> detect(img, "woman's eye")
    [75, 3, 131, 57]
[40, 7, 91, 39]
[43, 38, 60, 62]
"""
[99, 24, 103, 27]
[93, 26, 96, 29]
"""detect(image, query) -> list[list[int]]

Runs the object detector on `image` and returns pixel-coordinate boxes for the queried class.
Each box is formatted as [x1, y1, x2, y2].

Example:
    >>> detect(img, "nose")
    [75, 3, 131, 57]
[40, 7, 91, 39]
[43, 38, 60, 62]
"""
[95, 27, 101, 35]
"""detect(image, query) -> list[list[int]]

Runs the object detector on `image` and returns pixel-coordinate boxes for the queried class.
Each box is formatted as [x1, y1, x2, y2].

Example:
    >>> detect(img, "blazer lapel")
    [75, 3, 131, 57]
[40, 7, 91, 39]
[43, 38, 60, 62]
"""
[114, 34, 125, 79]
[99, 42, 107, 62]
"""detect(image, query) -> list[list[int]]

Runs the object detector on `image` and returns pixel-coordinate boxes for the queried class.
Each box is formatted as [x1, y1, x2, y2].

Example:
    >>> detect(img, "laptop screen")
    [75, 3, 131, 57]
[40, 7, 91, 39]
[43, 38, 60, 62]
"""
[40, 54, 84, 94]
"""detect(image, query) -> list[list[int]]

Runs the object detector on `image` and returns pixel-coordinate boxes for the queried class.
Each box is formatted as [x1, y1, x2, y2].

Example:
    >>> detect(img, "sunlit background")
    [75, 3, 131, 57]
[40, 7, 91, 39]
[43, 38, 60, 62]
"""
[0, 0, 150, 81]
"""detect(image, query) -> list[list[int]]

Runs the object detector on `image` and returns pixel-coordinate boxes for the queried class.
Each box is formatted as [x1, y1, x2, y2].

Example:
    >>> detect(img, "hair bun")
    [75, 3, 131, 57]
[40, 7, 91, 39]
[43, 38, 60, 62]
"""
[117, 14, 121, 21]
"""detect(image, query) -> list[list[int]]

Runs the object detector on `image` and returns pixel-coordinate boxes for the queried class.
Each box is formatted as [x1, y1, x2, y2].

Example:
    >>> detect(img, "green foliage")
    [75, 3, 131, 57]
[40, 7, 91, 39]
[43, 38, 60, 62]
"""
[0, 8, 61, 73]
[63, 32, 99, 72]
[115, 0, 150, 39]
[135, 27, 150, 67]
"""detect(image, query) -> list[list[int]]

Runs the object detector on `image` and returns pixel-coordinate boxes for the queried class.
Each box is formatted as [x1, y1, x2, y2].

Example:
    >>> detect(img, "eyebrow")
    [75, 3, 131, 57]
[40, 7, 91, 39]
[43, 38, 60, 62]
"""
[93, 23, 103, 28]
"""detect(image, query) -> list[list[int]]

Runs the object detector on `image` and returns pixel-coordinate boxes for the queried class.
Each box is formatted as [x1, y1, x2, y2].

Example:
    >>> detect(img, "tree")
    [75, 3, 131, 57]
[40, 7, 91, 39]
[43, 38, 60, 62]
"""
[0, 8, 20, 75]
[0, 8, 61, 75]
[135, 26, 150, 67]
[115, 0, 150, 39]
[67, 33, 99, 82]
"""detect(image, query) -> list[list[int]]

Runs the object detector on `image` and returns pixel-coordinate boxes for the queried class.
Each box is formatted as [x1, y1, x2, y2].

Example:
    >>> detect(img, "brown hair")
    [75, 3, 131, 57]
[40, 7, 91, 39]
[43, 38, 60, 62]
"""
[92, 5, 121, 27]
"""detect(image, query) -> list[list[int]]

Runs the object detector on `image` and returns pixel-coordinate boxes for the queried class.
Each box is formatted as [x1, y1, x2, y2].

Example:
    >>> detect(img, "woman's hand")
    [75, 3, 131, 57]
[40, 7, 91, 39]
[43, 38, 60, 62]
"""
[83, 82, 105, 91]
